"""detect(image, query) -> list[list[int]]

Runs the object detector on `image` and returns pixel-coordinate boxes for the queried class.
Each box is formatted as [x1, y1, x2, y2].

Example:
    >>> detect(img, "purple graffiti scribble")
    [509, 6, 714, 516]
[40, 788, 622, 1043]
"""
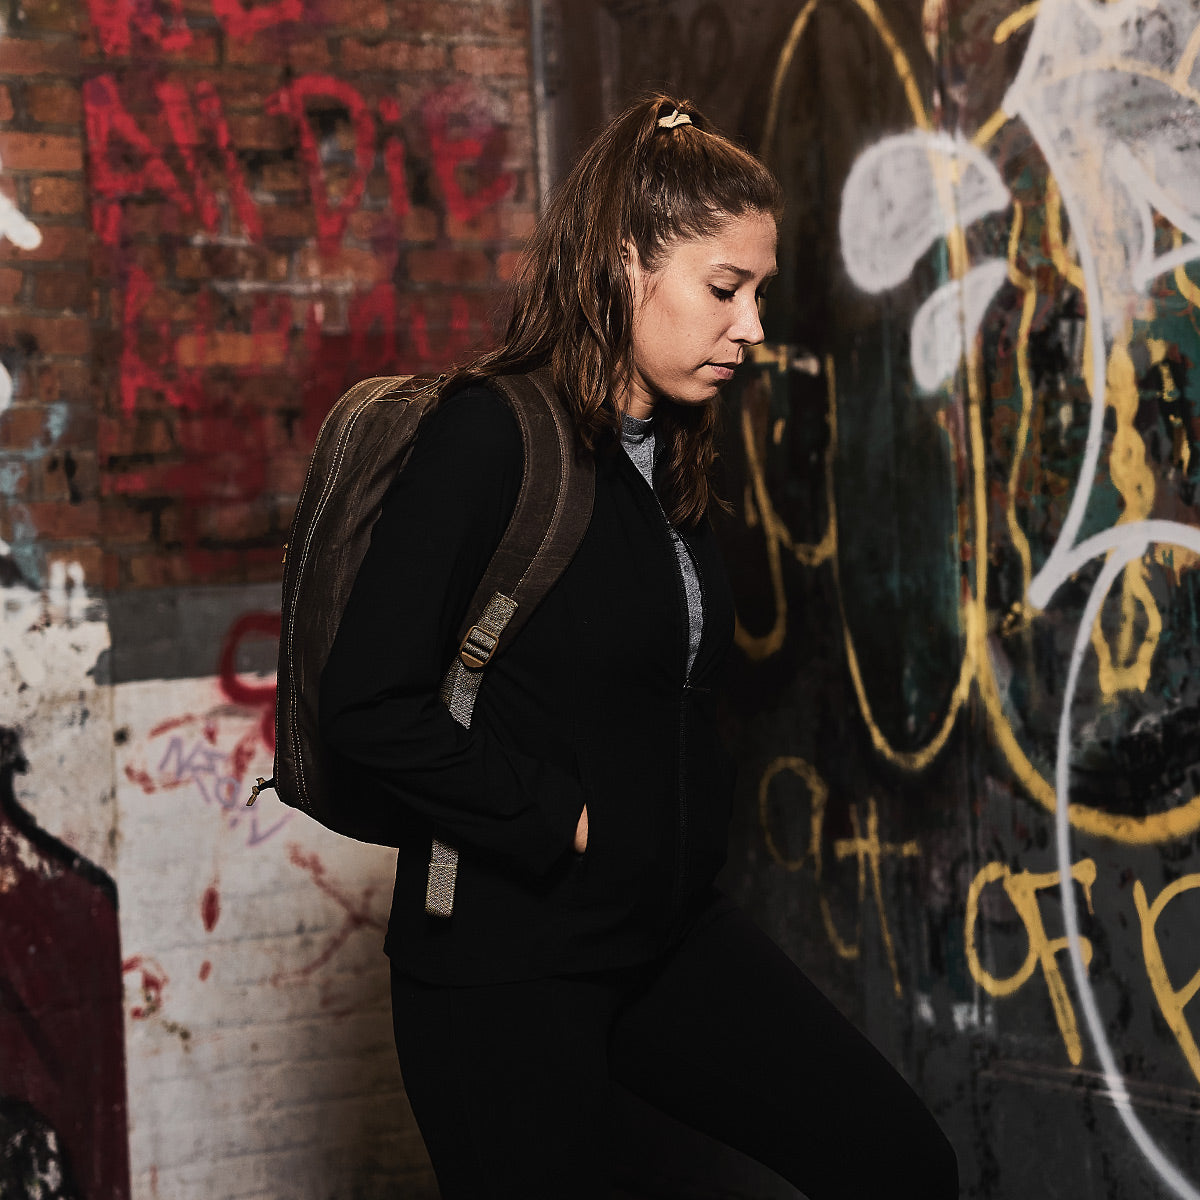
[155, 734, 290, 846]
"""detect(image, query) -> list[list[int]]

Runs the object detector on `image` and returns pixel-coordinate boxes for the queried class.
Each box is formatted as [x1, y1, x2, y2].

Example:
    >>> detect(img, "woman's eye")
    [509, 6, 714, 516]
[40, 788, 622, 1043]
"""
[710, 286, 736, 302]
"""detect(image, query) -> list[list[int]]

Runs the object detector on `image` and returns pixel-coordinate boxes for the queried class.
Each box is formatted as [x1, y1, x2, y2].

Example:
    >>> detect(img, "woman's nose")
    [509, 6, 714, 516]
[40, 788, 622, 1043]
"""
[733, 297, 765, 345]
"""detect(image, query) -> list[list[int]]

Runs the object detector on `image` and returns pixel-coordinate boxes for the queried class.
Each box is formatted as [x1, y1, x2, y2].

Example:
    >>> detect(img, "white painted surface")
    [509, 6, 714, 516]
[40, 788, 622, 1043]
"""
[839, 130, 1009, 293]
[112, 675, 420, 1199]
[910, 259, 1009, 391]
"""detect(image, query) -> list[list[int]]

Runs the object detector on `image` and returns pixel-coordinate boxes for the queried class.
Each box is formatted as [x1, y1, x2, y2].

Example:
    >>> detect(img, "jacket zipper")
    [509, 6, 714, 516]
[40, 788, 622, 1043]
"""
[644, 485, 699, 940]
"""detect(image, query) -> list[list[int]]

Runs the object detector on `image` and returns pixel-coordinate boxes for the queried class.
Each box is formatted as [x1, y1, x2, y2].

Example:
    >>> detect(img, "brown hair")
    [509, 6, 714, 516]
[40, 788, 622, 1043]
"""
[449, 93, 783, 526]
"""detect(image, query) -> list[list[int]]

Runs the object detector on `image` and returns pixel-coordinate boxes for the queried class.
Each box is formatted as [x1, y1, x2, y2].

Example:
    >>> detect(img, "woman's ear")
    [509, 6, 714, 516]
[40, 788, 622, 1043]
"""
[622, 240, 645, 302]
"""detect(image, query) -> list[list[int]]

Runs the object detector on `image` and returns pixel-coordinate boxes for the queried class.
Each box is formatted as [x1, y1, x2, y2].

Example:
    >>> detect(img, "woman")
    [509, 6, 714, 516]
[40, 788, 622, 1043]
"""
[320, 94, 958, 1198]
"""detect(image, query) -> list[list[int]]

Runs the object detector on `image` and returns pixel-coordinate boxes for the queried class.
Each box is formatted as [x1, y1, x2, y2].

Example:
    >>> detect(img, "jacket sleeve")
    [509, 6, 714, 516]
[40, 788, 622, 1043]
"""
[318, 384, 584, 875]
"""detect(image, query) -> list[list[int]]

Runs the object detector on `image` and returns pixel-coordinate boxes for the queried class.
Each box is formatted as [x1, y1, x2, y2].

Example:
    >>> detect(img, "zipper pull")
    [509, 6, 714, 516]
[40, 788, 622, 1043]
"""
[246, 776, 275, 807]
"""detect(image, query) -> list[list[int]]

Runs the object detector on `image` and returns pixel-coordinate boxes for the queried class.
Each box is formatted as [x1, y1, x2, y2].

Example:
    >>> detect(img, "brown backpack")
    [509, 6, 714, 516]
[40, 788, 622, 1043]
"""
[248, 367, 594, 916]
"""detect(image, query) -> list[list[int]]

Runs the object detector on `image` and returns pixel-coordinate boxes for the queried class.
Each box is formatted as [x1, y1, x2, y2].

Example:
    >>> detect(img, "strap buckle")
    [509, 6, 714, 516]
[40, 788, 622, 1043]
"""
[459, 624, 499, 670]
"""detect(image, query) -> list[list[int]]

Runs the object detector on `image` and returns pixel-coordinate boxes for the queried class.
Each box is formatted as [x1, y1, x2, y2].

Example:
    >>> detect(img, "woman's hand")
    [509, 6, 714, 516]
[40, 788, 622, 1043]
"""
[574, 805, 588, 853]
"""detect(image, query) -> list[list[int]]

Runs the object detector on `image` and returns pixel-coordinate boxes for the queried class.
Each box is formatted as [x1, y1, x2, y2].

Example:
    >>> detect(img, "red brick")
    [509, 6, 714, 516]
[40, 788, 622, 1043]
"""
[340, 39, 446, 72]
[244, 547, 285, 583]
[495, 249, 520, 281]
[179, 547, 241, 580]
[34, 271, 89, 310]
[400, 206, 439, 241]
[47, 543, 105, 586]
[29, 176, 83, 215]
[176, 329, 289, 370]
[0, 132, 82, 171]
[265, 451, 311, 495]
[119, 201, 188, 240]
[0, 312, 90, 355]
[499, 206, 535, 240]
[314, 0, 388, 31]
[139, 286, 199, 323]
[406, 247, 491, 284]
[259, 203, 316, 239]
[297, 243, 387, 285]
[173, 31, 219, 65]
[26, 82, 82, 125]
[348, 206, 410, 242]
[224, 35, 331, 71]
[99, 500, 153, 542]
[258, 160, 304, 192]
[0, 37, 79, 75]
[0, 405, 48, 448]
[196, 501, 272, 541]
[22, 500, 100, 540]
[446, 207, 501, 241]
[0, 85, 13, 122]
[173, 68, 273, 109]
[39, 450, 97, 503]
[396, 2, 522, 36]
[0, 267, 23, 303]
[97, 414, 174, 459]
[99, 550, 121, 590]
[33, 361, 88, 406]
[224, 112, 292, 151]
[19, 0, 86, 34]
[450, 42, 526, 76]
[127, 552, 193, 588]
[0, 223, 89, 263]
[287, 37, 334, 72]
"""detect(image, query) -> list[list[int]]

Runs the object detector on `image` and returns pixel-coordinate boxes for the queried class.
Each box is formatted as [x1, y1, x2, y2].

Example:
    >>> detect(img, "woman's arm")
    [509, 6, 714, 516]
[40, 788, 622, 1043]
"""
[319, 385, 585, 875]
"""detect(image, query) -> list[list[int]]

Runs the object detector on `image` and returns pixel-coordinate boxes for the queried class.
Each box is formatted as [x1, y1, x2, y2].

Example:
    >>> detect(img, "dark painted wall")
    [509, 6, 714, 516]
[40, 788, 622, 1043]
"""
[546, 1, 1200, 1197]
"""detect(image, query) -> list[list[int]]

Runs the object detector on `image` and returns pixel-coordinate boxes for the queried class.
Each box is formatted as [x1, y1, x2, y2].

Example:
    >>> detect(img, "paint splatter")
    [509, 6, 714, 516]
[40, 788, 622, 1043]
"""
[201, 884, 220, 932]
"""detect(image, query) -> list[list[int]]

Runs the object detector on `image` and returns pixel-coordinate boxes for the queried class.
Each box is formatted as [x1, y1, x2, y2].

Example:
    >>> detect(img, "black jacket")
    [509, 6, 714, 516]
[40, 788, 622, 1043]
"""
[319, 383, 737, 984]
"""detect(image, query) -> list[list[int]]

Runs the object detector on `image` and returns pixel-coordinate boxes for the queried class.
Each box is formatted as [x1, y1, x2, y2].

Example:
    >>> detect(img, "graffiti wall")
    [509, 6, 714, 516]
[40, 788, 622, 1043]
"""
[545, 0, 1200, 1197]
[0, 0, 533, 1195]
[5, 0, 1200, 1194]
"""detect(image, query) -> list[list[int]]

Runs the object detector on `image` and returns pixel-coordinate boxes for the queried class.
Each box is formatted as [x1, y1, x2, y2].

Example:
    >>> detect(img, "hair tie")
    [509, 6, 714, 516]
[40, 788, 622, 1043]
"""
[657, 109, 692, 130]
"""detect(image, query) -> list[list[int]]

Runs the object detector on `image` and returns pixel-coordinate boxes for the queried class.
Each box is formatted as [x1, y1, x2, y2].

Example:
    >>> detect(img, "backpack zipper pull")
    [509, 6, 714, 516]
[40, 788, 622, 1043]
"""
[246, 776, 275, 807]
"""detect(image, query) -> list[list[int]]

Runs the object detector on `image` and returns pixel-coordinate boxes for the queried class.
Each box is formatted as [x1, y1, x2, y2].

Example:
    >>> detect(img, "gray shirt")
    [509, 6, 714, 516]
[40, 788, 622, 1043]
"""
[619, 413, 704, 676]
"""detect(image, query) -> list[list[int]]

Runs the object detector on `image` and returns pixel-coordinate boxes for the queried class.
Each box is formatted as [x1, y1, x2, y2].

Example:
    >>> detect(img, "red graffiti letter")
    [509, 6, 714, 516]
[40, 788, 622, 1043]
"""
[158, 80, 263, 241]
[378, 97, 411, 224]
[422, 88, 515, 224]
[84, 75, 195, 246]
[210, 0, 301, 41]
[268, 76, 375, 254]
[86, 0, 192, 57]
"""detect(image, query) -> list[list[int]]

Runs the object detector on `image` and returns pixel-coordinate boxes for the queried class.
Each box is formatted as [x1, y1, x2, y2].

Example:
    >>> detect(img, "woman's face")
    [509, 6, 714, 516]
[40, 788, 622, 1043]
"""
[622, 210, 777, 420]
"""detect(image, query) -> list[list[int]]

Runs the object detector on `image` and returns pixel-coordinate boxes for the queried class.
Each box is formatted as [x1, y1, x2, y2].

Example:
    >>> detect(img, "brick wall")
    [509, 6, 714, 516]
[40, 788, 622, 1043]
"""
[0, 0, 537, 593]
[0, 6, 540, 1196]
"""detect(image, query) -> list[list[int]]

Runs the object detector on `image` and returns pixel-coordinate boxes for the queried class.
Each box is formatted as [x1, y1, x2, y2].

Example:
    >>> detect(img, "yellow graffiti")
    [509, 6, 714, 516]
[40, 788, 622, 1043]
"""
[833, 797, 919, 996]
[734, 370, 834, 661]
[826, 356, 975, 772]
[1178, 22, 1200, 91]
[1133, 874, 1200, 1086]
[759, 756, 920, 984]
[759, 756, 862, 958]
[1089, 341, 1162, 697]
[1175, 230, 1200, 308]
[1003, 202, 1037, 631]
[762, 0, 929, 161]
[965, 858, 1097, 1064]
[753, 1, 1200, 845]
[993, 3, 1039, 45]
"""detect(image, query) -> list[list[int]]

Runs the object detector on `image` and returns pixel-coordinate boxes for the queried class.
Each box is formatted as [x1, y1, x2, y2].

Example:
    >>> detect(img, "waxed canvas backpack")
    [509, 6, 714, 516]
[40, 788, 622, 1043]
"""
[248, 366, 594, 917]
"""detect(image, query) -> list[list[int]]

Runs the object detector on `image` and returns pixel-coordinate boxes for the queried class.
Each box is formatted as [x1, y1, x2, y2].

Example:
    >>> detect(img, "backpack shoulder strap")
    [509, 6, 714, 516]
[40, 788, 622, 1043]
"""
[426, 366, 595, 917]
[453, 364, 595, 673]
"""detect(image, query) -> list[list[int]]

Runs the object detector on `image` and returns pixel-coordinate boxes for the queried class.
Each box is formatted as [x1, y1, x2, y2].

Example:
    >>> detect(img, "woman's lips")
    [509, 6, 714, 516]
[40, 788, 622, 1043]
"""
[708, 361, 738, 381]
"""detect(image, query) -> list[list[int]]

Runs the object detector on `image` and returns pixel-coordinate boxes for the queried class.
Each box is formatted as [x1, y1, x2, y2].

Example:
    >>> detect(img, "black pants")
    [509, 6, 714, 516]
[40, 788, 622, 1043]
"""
[391, 898, 958, 1199]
